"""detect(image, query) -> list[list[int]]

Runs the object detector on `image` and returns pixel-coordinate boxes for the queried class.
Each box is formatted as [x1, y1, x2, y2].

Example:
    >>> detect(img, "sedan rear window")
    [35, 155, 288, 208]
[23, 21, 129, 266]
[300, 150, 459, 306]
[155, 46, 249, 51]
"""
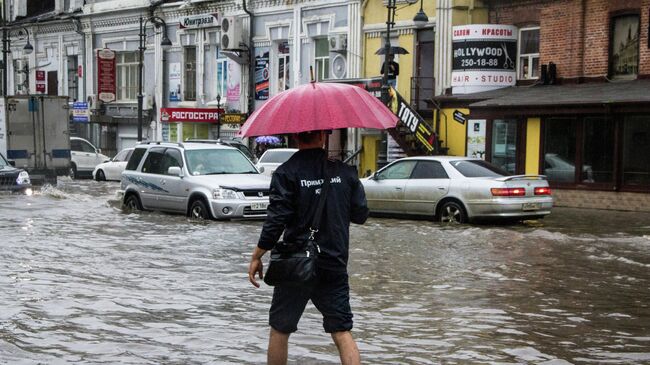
[450, 160, 509, 177]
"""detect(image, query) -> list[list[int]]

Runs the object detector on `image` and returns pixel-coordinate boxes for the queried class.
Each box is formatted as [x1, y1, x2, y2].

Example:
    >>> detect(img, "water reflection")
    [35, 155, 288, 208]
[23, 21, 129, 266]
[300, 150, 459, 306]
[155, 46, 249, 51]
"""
[0, 180, 648, 364]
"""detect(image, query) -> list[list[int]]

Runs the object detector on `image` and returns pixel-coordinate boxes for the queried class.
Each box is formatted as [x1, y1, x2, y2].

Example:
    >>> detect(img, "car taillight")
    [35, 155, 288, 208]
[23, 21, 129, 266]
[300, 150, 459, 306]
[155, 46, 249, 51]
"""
[534, 187, 552, 195]
[491, 187, 526, 196]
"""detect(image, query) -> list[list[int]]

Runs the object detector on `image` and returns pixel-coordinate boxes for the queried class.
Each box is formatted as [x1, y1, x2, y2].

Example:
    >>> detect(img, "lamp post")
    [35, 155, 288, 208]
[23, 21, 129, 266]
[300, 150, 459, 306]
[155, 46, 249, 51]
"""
[2, 27, 34, 96]
[216, 94, 222, 139]
[380, 0, 396, 105]
[138, 16, 172, 142]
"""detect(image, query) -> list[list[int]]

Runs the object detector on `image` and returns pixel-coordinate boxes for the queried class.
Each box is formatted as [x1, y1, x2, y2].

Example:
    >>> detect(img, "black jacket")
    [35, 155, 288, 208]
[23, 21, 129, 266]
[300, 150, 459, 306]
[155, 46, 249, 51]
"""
[257, 148, 369, 271]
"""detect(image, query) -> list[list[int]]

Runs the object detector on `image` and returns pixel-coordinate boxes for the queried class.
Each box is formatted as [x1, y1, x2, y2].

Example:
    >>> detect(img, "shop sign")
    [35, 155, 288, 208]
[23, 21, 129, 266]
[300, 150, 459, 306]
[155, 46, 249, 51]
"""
[220, 113, 247, 125]
[72, 102, 90, 123]
[388, 87, 435, 153]
[180, 13, 219, 29]
[451, 24, 517, 94]
[254, 47, 270, 100]
[97, 49, 116, 103]
[160, 108, 224, 123]
[36, 84, 45, 93]
[467, 119, 486, 159]
[453, 110, 467, 125]
[36, 71, 45, 81]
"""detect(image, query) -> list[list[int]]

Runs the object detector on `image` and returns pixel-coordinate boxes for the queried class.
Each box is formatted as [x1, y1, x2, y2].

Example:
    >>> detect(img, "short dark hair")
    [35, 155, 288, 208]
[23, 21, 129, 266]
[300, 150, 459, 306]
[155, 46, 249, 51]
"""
[296, 131, 322, 144]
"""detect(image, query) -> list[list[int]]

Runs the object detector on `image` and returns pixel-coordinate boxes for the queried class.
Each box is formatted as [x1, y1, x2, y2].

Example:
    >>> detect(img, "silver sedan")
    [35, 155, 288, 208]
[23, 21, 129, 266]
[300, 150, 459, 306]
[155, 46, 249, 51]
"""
[362, 156, 553, 223]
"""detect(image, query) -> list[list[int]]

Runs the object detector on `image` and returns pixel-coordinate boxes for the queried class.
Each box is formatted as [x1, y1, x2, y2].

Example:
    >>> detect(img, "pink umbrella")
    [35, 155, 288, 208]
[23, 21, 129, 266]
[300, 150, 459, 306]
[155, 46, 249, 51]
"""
[239, 82, 398, 137]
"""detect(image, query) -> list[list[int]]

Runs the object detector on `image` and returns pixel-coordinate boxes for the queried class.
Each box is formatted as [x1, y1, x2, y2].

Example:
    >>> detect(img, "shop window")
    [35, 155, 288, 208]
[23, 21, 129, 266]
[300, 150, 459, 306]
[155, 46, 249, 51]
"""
[491, 119, 519, 174]
[67, 56, 78, 101]
[13, 59, 28, 95]
[623, 115, 650, 186]
[610, 14, 639, 79]
[184, 47, 197, 101]
[216, 49, 228, 100]
[276, 41, 290, 93]
[582, 117, 614, 183]
[543, 118, 577, 183]
[116, 52, 138, 101]
[314, 38, 329, 81]
[518, 26, 539, 80]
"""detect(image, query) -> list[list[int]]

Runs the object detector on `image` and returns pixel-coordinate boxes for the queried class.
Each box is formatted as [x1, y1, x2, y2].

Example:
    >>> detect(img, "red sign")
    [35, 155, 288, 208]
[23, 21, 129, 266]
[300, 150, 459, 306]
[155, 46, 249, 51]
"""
[160, 108, 225, 123]
[36, 84, 45, 93]
[97, 49, 116, 103]
[78, 65, 83, 78]
[36, 71, 45, 81]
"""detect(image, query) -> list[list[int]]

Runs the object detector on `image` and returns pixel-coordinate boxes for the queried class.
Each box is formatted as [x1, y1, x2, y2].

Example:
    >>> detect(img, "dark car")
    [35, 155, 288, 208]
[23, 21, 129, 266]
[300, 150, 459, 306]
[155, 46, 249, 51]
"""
[0, 152, 32, 193]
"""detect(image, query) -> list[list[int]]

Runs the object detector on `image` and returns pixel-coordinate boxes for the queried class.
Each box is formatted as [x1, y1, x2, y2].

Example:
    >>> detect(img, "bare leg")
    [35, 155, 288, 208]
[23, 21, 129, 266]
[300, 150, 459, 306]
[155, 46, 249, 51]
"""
[331, 331, 360, 365]
[268, 328, 290, 365]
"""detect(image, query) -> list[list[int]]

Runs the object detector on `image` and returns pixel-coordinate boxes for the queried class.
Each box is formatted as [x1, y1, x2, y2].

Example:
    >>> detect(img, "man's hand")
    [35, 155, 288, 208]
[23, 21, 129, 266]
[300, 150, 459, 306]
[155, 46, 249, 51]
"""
[248, 247, 267, 288]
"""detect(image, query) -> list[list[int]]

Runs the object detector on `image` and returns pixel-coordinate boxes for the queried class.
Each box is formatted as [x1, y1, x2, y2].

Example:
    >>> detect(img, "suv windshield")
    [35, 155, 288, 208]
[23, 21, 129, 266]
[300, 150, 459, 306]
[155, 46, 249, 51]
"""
[0, 153, 9, 168]
[449, 160, 509, 178]
[186, 148, 258, 175]
[260, 150, 296, 164]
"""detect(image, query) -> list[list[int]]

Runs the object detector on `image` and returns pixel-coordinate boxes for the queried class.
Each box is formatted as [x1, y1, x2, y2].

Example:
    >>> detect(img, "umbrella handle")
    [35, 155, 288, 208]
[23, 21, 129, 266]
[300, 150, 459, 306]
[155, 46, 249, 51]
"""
[309, 66, 315, 83]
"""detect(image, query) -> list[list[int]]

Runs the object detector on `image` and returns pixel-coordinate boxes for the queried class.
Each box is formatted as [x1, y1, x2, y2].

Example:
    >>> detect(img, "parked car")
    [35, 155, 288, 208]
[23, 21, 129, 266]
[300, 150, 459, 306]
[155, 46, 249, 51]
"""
[92, 147, 134, 181]
[185, 138, 257, 163]
[362, 156, 553, 223]
[119, 142, 271, 220]
[544, 153, 594, 183]
[256, 148, 298, 176]
[70, 137, 110, 179]
[0, 151, 32, 194]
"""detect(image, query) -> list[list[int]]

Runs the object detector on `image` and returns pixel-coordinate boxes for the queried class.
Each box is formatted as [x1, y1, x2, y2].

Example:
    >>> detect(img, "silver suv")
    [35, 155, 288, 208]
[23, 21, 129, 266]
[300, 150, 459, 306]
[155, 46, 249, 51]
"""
[119, 142, 271, 220]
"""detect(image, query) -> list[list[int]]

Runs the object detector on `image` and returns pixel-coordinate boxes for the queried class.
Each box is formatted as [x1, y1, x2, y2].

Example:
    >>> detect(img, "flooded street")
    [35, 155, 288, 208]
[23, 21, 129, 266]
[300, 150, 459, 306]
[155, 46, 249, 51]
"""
[1, 180, 649, 364]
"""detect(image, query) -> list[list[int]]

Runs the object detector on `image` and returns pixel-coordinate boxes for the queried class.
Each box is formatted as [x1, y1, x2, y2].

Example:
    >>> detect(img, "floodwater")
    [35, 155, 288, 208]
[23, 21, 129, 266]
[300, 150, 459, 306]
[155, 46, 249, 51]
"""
[1, 180, 649, 364]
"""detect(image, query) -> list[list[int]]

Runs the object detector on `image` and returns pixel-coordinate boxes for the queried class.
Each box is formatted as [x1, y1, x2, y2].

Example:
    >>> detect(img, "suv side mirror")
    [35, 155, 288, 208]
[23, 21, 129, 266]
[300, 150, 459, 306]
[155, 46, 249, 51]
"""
[257, 166, 265, 173]
[371, 172, 380, 180]
[167, 166, 183, 177]
[96, 148, 102, 154]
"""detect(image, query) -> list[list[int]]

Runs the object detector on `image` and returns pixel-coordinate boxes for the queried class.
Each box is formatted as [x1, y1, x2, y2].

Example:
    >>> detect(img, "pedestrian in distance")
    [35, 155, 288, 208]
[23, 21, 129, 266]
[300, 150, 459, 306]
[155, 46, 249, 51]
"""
[248, 130, 369, 365]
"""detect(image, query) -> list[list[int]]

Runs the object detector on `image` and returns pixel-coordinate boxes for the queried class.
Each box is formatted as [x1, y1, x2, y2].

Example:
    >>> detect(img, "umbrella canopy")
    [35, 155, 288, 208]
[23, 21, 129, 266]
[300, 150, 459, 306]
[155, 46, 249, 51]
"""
[255, 135, 282, 144]
[239, 82, 398, 137]
[375, 46, 409, 55]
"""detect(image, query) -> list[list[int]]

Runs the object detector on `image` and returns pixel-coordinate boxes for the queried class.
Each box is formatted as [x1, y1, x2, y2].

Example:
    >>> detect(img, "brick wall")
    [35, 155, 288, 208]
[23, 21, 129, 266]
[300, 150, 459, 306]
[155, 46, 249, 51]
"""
[553, 189, 650, 212]
[488, 0, 650, 79]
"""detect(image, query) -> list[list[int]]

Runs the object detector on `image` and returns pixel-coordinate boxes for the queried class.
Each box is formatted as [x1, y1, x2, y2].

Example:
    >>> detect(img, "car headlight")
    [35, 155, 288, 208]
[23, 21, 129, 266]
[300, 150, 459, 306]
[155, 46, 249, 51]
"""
[16, 171, 31, 185]
[213, 188, 239, 200]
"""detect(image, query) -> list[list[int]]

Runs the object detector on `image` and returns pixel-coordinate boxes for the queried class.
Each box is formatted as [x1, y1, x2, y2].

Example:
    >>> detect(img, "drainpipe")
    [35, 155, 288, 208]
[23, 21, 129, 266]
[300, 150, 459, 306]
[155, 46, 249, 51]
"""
[71, 17, 86, 100]
[243, 0, 254, 114]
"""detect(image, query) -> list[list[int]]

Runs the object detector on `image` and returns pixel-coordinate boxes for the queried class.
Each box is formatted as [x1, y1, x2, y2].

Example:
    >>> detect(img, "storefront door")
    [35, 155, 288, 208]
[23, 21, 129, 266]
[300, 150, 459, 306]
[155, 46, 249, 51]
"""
[489, 119, 523, 174]
[182, 123, 210, 141]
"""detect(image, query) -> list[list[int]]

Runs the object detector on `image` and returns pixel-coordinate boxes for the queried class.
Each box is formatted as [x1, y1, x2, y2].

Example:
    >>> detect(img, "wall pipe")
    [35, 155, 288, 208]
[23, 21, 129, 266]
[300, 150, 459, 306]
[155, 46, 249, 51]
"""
[243, 0, 254, 115]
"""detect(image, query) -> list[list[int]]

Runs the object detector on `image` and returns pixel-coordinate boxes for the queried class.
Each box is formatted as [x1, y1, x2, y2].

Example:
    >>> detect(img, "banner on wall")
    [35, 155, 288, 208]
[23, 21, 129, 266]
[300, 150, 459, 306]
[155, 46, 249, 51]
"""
[226, 61, 241, 110]
[466, 119, 486, 159]
[254, 47, 270, 100]
[97, 48, 116, 102]
[169, 63, 181, 101]
[451, 24, 517, 94]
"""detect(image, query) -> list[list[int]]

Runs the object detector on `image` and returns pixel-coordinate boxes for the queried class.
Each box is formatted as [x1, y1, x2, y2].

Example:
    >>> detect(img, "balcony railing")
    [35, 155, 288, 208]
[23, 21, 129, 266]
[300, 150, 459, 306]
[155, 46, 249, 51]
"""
[410, 76, 434, 112]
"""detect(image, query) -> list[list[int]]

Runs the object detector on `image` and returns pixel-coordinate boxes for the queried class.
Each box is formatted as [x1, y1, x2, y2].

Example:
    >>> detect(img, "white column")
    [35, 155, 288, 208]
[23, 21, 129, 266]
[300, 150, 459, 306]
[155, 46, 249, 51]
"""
[154, 30, 164, 141]
[242, 13, 251, 112]
[196, 29, 205, 105]
[347, 1, 361, 78]
[58, 35, 65, 96]
[85, 29, 94, 98]
[292, 5, 301, 87]
[435, 0, 452, 95]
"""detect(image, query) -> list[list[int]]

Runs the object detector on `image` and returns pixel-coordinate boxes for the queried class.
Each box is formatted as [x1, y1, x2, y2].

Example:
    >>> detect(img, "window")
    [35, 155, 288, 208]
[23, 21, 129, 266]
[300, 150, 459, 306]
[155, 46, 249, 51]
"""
[449, 160, 508, 178]
[114, 149, 133, 162]
[141, 147, 166, 174]
[67, 56, 78, 100]
[126, 148, 147, 171]
[116, 52, 138, 101]
[610, 15, 639, 79]
[184, 47, 197, 101]
[411, 161, 449, 179]
[491, 119, 519, 174]
[518, 27, 539, 80]
[163, 148, 183, 175]
[185, 149, 257, 175]
[276, 41, 290, 93]
[216, 49, 228, 100]
[543, 118, 578, 183]
[582, 117, 614, 183]
[623, 115, 650, 186]
[71, 139, 96, 153]
[314, 38, 329, 81]
[378, 160, 417, 180]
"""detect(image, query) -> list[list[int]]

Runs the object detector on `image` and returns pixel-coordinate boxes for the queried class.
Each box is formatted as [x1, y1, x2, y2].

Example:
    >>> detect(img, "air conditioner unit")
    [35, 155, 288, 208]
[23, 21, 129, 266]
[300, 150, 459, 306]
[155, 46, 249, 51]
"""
[87, 94, 103, 111]
[331, 54, 347, 79]
[221, 16, 243, 50]
[328, 34, 347, 52]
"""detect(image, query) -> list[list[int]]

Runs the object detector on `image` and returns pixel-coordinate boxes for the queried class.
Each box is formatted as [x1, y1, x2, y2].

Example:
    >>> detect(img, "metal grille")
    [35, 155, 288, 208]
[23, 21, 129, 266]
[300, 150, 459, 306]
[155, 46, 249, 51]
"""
[243, 207, 267, 217]
[0, 176, 16, 188]
[241, 190, 269, 198]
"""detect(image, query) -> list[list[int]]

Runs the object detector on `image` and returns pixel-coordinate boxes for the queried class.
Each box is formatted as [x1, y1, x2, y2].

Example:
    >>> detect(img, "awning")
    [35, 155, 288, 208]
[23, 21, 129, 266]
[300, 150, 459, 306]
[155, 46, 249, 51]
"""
[431, 79, 650, 117]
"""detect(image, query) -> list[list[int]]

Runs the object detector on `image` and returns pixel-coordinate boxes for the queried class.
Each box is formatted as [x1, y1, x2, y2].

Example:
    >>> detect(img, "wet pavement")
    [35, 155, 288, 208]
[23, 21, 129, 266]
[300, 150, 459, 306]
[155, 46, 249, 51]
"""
[1, 179, 649, 364]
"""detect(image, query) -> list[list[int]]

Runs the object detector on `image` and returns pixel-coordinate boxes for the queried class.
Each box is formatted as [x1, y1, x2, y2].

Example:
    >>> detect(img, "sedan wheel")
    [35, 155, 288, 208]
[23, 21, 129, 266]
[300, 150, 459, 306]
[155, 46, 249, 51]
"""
[123, 195, 142, 212]
[95, 170, 106, 181]
[69, 165, 77, 180]
[189, 200, 211, 220]
[439, 201, 467, 224]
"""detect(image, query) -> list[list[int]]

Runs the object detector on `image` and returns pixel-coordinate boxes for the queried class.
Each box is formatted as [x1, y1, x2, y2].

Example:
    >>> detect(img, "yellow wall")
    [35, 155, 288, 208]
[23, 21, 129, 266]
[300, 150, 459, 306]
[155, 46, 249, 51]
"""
[525, 118, 541, 175]
[438, 108, 468, 157]
[360, 135, 381, 177]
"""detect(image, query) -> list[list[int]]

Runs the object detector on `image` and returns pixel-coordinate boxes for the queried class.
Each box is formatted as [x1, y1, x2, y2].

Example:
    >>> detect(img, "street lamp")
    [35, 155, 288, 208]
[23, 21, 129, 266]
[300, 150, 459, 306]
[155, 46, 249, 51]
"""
[412, 0, 429, 28]
[138, 16, 172, 142]
[216, 94, 222, 139]
[380, 0, 396, 104]
[2, 27, 34, 96]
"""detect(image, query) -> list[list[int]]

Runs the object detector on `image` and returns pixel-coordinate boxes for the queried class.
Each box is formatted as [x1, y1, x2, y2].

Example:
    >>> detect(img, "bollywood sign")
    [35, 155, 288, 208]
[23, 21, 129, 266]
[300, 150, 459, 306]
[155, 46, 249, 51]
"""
[451, 24, 517, 94]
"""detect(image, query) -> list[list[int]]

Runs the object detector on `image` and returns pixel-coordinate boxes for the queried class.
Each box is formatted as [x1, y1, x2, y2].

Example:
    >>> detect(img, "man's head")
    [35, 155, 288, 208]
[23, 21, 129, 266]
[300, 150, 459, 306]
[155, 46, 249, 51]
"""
[295, 130, 326, 149]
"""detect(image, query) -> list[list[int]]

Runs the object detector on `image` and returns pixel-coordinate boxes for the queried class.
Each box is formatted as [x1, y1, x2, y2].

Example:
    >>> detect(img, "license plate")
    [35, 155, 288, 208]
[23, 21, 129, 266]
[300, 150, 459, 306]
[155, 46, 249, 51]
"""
[251, 202, 269, 211]
[522, 202, 541, 211]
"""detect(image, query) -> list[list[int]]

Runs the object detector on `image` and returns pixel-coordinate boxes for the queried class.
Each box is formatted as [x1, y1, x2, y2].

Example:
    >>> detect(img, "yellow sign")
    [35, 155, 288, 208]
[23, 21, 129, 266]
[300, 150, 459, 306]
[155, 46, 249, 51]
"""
[221, 113, 247, 124]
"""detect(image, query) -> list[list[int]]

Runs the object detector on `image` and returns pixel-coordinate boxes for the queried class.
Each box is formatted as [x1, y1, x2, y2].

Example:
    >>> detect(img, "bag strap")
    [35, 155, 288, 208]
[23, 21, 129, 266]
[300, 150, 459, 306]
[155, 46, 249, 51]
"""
[308, 154, 331, 240]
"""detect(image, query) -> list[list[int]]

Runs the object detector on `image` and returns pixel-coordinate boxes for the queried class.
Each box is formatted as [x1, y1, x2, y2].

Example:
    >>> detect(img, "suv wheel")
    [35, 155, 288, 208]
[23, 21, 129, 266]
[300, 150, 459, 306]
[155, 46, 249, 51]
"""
[69, 164, 77, 180]
[123, 194, 142, 212]
[189, 199, 212, 220]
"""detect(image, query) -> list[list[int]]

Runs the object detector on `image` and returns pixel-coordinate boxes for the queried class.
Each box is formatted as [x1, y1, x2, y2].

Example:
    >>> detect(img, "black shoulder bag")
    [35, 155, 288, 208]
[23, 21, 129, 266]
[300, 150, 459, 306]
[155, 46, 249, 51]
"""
[264, 160, 331, 287]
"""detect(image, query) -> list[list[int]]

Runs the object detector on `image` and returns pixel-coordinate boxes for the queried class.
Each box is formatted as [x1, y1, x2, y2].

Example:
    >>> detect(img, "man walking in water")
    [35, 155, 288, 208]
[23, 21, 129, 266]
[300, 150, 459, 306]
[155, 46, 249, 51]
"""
[248, 130, 369, 365]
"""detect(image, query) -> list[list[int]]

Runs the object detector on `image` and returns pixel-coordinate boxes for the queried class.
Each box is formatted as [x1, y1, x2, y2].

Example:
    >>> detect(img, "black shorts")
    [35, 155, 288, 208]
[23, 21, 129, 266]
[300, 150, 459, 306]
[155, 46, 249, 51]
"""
[269, 267, 353, 334]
